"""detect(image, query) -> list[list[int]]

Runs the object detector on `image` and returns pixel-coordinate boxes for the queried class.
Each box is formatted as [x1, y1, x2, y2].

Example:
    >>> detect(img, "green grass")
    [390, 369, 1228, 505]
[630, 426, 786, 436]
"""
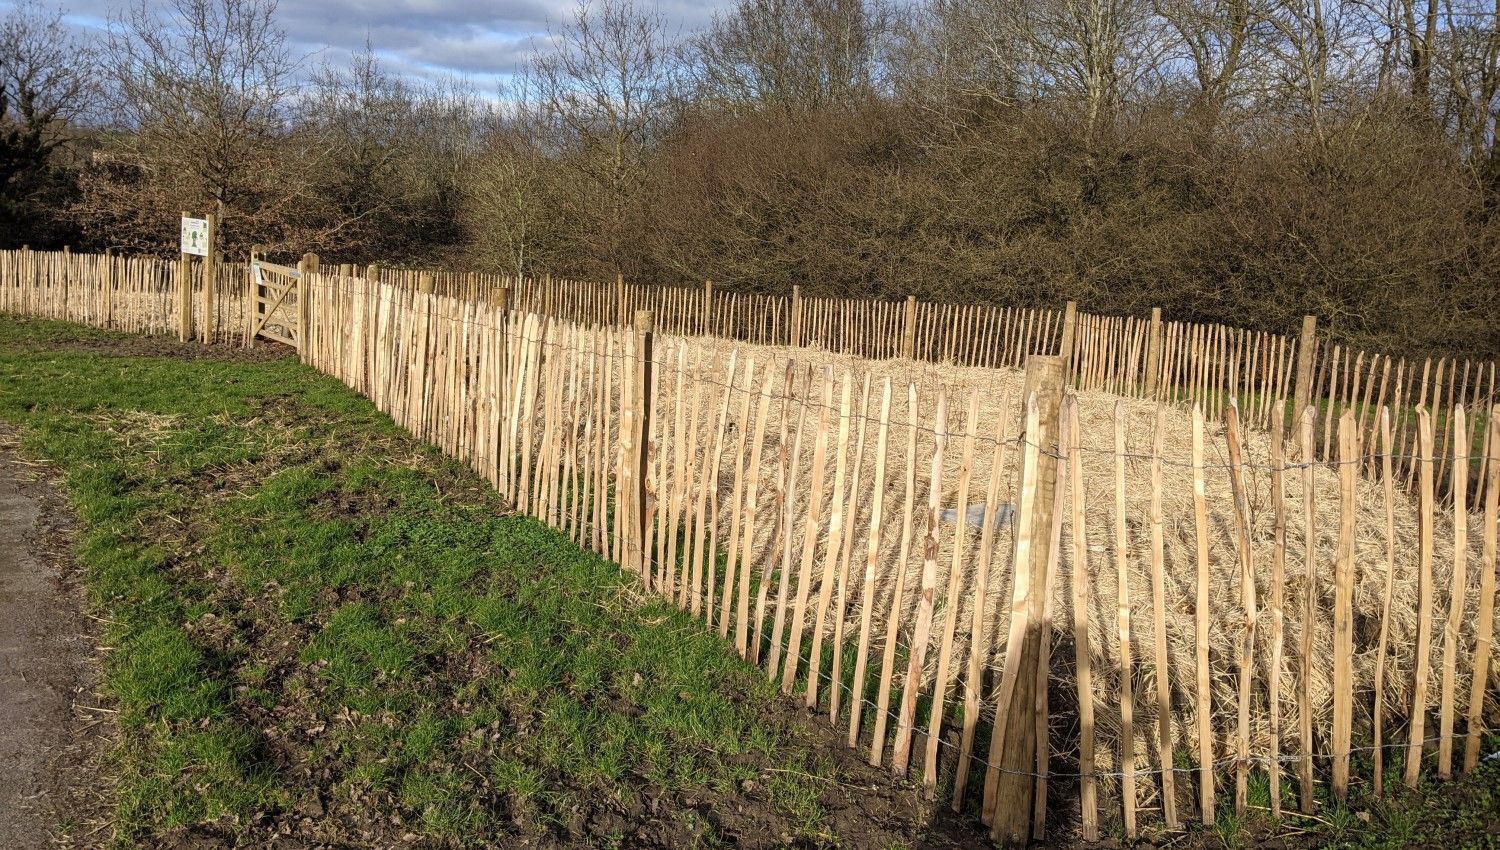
[6, 314, 1494, 849]
[0, 315, 880, 847]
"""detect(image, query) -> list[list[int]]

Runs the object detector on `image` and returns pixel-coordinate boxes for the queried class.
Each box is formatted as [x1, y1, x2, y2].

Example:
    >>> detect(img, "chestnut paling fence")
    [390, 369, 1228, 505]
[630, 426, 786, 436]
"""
[2, 248, 1499, 844]
[6, 245, 1493, 497]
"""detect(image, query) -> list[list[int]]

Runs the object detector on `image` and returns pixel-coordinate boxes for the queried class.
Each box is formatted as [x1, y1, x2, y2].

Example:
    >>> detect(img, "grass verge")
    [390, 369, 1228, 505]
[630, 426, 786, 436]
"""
[0, 316, 942, 849]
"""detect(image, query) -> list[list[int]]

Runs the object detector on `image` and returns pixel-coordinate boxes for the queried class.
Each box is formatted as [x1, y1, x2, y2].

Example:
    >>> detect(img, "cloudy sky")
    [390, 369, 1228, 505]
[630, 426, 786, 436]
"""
[9, 0, 733, 93]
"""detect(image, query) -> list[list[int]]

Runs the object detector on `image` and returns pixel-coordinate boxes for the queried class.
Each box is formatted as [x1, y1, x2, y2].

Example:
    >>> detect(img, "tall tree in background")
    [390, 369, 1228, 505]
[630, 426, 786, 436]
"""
[684, 0, 892, 113]
[76, 0, 304, 254]
[302, 49, 483, 263]
[463, 69, 573, 279]
[0, 1, 95, 248]
[527, 0, 675, 279]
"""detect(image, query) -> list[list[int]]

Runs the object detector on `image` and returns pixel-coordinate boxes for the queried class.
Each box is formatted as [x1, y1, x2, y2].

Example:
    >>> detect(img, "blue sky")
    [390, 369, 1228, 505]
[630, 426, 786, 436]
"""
[6, 0, 733, 92]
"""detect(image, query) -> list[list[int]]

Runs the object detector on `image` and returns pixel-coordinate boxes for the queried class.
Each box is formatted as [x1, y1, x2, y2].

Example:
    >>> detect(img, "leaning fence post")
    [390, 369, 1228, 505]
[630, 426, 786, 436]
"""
[901, 295, 917, 360]
[987, 354, 1066, 846]
[1293, 315, 1318, 454]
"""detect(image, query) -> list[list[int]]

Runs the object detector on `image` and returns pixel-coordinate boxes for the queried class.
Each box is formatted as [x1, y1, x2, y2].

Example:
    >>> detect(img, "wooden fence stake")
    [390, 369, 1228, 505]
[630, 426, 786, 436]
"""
[1374, 407, 1395, 795]
[1060, 300, 1078, 370]
[871, 384, 920, 767]
[201, 211, 218, 342]
[1406, 408, 1436, 788]
[1292, 316, 1318, 456]
[986, 355, 1065, 845]
[636, 310, 655, 579]
[1145, 307, 1163, 398]
[849, 377, 894, 750]
[1225, 402, 1257, 817]
[790, 284, 803, 347]
[1191, 404, 1215, 824]
[892, 390, 947, 776]
[902, 295, 917, 359]
[1332, 411, 1356, 800]
[1149, 404, 1178, 828]
[923, 389, 980, 791]
[1268, 406, 1288, 817]
[1438, 405, 1467, 778]
[1298, 406, 1317, 813]
[1063, 394, 1098, 839]
[1113, 400, 1138, 839]
[1463, 405, 1499, 773]
[953, 390, 1011, 808]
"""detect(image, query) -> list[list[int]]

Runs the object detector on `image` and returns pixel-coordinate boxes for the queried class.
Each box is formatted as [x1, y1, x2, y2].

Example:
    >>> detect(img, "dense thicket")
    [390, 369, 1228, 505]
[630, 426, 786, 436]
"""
[2, 0, 1497, 357]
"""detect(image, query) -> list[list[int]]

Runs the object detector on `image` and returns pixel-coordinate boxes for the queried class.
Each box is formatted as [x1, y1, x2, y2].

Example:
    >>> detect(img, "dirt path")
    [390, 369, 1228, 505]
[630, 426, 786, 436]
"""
[0, 436, 113, 848]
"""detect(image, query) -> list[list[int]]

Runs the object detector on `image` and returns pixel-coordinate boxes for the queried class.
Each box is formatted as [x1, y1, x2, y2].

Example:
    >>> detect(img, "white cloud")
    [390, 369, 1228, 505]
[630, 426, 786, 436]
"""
[6, 0, 735, 86]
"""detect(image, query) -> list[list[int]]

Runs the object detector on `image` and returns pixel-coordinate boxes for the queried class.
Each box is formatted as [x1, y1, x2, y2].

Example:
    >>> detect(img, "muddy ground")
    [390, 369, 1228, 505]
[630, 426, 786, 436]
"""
[0, 429, 116, 848]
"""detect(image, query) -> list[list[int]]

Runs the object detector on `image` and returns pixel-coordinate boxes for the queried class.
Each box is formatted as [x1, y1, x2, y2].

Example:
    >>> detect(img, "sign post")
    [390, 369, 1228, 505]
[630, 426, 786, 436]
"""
[180, 216, 208, 257]
[177, 211, 197, 341]
[178, 213, 218, 343]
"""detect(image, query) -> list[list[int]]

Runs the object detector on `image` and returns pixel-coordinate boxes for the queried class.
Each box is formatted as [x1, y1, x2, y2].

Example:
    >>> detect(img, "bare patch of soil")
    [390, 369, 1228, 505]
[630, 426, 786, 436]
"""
[0, 428, 116, 849]
[26, 332, 295, 362]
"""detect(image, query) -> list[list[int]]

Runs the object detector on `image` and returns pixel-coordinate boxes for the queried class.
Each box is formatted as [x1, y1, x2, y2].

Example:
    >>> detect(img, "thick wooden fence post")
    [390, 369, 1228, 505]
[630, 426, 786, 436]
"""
[790, 284, 803, 348]
[297, 252, 317, 360]
[902, 295, 918, 360]
[103, 247, 115, 329]
[365, 263, 380, 282]
[1144, 307, 1163, 397]
[988, 354, 1066, 846]
[702, 279, 714, 335]
[635, 310, 655, 575]
[1293, 315, 1318, 454]
[201, 212, 218, 343]
[1059, 300, 1078, 372]
[178, 209, 192, 342]
[418, 272, 435, 295]
[244, 244, 263, 348]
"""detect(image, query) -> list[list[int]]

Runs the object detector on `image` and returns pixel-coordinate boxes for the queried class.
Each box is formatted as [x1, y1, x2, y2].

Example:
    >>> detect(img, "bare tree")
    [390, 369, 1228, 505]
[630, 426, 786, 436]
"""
[685, 0, 892, 113]
[302, 49, 483, 261]
[1156, 0, 1258, 127]
[901, 0, 1166, 142]
[1432, 0, 1500, 184]
[528, 0, 674, 276]
[0, 1, 96, 245]
[79, 0, 304, 252]
[465, 72, 572, 278]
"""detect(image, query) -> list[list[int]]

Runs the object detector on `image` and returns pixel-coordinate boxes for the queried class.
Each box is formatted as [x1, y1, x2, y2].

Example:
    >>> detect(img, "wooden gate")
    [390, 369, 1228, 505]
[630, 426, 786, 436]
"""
[248, 258, 300, 348]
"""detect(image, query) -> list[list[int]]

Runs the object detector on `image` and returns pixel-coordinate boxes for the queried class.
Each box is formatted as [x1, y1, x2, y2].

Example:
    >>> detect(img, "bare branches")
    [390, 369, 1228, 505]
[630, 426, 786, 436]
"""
[684, 0, 894, 113]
